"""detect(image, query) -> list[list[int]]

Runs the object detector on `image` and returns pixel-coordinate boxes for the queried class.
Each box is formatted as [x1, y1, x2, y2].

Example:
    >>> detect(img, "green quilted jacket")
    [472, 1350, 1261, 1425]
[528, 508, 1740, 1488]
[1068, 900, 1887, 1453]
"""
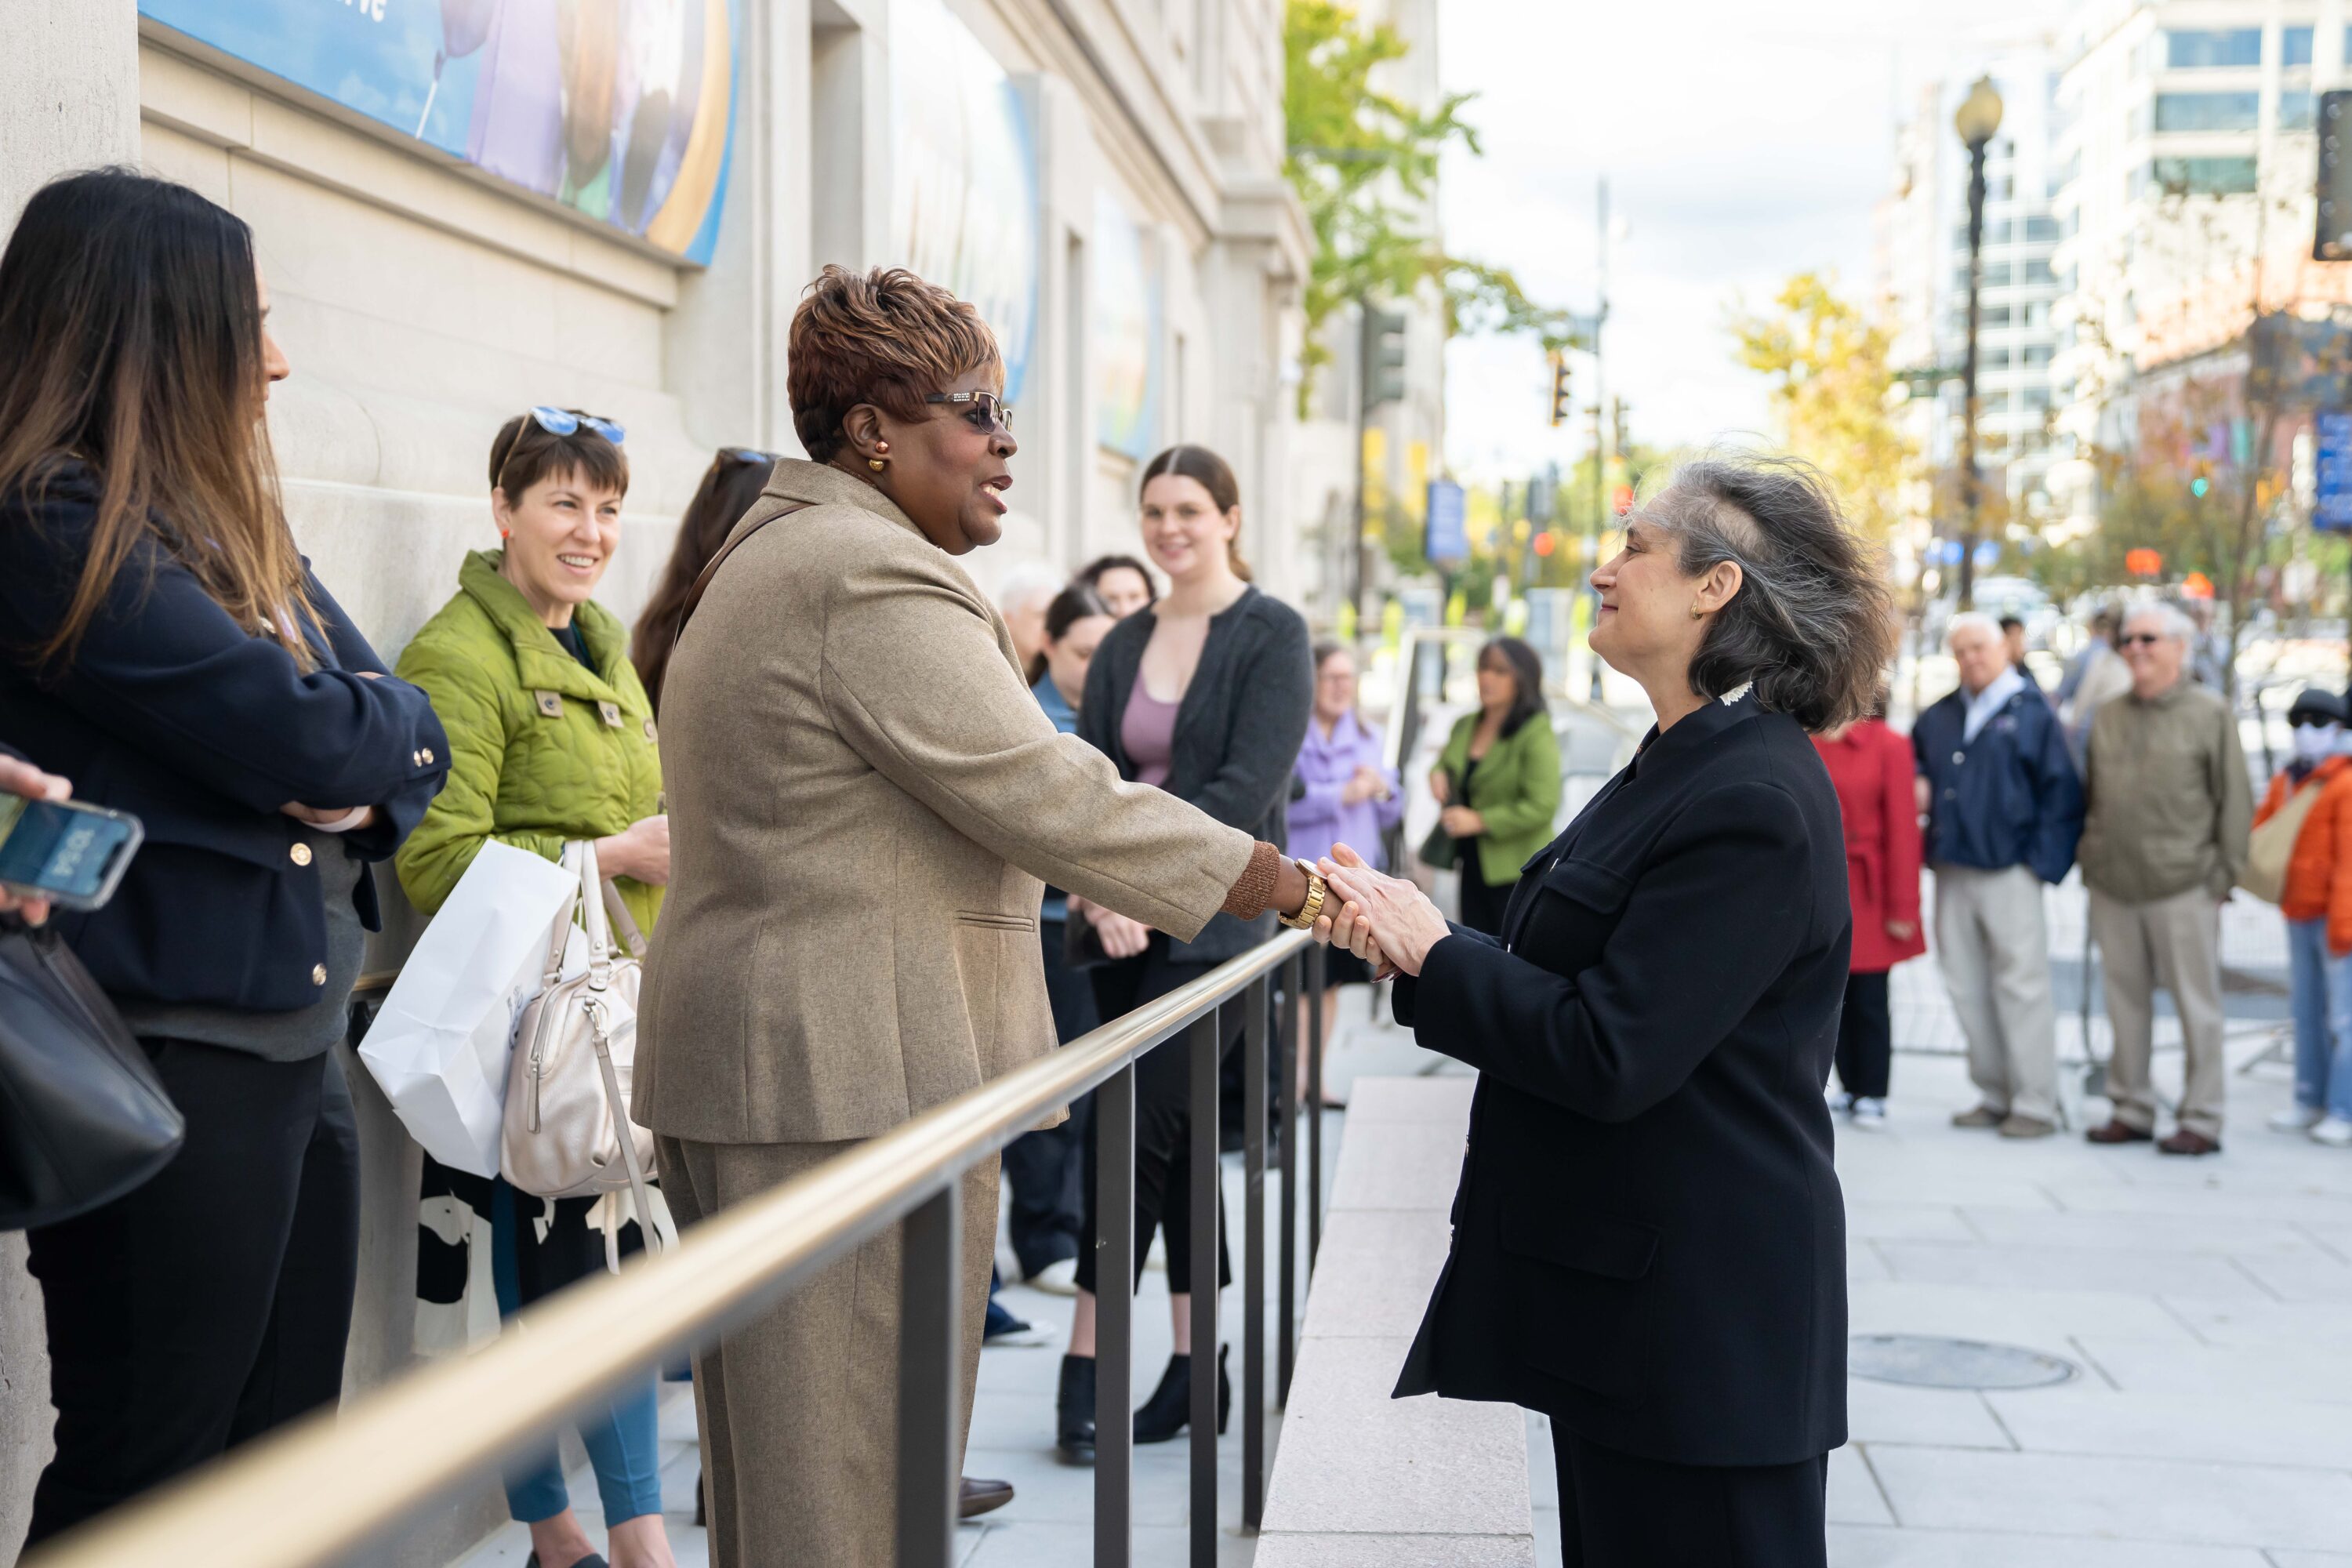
[1436, 707, 1563, 888]
[394, 550, 664, 935]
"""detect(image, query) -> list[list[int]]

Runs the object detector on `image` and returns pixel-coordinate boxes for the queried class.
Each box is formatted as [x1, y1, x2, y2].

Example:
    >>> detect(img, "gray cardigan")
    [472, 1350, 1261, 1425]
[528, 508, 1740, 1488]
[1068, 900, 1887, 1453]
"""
[1079, 586, 1313, 962]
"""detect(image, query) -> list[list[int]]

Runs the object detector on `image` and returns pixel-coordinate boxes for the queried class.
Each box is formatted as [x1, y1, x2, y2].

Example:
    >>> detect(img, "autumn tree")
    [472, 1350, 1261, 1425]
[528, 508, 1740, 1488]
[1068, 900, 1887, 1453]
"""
[1728, 273, 1915, 543]
[1284, 0, 1573, 414]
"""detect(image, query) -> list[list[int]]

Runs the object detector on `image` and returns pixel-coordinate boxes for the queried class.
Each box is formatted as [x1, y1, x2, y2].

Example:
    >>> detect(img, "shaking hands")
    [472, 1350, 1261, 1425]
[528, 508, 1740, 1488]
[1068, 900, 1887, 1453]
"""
[1307, 842, 1454, 979]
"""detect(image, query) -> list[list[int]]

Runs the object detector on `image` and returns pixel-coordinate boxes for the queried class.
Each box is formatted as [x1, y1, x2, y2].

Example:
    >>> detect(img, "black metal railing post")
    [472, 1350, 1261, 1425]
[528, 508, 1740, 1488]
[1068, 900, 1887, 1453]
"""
[1306, 943, 1326, 1267]
[1241, 973, 1269, 1529]
[1094, 1062, 1136, 1568]
[1187, 1007, 1221, 1568]
[895, 1185, 960, 1568]
[1276, 953, 1299, 1407]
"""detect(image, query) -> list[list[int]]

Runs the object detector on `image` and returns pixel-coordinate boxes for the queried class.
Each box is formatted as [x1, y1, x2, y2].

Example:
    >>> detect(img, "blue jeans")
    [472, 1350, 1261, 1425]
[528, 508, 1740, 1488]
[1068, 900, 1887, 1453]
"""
[2285, 918, 2352, 1119]
[491, 1182, 667, 1526]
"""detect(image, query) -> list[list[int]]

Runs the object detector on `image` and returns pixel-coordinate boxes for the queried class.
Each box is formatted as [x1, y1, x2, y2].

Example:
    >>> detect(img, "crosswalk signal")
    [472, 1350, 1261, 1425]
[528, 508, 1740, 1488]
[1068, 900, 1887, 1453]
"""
[1612, 397, 1630, 459]
[1362, 307, 1408, 409]
[1549, 353, 1572, 426]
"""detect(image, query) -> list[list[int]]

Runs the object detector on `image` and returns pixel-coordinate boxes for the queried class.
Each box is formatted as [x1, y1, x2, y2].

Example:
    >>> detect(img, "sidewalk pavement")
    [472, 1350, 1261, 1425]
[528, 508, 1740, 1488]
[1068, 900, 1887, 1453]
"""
[457, 975, 2352, 1568]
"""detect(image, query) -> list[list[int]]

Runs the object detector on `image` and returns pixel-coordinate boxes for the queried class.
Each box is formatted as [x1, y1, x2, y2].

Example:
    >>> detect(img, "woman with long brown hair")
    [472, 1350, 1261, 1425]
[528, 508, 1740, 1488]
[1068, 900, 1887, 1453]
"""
[630, 445, 778, 709]
[0, 169, 448, 1541]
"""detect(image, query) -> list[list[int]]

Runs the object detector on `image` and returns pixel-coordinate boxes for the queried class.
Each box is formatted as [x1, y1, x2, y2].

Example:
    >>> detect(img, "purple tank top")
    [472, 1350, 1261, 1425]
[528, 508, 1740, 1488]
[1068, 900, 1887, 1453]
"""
[1122, 671, 1180, 789]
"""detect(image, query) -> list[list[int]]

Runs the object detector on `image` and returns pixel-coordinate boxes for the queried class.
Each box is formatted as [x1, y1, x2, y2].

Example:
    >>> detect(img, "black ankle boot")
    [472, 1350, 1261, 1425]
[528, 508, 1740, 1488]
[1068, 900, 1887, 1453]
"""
[1132, 1345, 1230, 1443]
[1056, 1354, 1098, 1464]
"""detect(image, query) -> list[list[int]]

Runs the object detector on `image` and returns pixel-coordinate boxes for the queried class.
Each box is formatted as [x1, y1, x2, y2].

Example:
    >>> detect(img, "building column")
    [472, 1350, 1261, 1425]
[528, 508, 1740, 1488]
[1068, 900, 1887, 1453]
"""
[0, 0, 140, 235]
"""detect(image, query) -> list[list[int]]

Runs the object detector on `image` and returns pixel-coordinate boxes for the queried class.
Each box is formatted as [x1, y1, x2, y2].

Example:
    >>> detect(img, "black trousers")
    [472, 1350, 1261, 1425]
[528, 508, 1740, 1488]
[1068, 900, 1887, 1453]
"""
[1458, 866, 1513, 935]
[1554, 1427, 1828, 1568]
[1835, 970, 1893, 1100]
[1002, 920, 1098, 1276]
[1074, 936, 1244, 1298]
[24, 1039, 361, 1544]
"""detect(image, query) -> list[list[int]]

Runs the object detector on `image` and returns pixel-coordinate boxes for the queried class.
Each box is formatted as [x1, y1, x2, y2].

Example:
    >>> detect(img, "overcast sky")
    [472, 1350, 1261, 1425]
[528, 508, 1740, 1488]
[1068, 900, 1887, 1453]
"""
[1436, 0, 2062, 483]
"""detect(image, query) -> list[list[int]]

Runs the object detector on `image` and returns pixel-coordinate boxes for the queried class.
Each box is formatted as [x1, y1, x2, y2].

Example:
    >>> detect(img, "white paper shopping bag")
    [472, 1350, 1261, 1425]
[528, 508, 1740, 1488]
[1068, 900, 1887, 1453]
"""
[360, 841, 579, 1176]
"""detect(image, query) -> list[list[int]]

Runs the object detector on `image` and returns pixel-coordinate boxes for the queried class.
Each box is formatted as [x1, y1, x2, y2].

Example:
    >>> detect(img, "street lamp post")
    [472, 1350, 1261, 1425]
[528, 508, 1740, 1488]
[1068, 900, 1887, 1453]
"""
[1954, 74, 2003, 611]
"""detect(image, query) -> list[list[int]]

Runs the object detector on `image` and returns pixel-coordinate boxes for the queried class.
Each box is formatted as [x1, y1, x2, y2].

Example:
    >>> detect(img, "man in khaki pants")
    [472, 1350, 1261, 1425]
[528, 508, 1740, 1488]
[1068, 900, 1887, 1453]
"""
[2078, 604, 2252, 1156]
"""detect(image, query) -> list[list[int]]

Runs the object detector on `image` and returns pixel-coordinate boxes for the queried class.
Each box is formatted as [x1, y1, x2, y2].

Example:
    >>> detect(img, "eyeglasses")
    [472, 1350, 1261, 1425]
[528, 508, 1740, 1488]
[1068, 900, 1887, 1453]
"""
[2118, 633, 2168, 648]
[924, 390, 1014, 437]
[523, 405, 627, 445]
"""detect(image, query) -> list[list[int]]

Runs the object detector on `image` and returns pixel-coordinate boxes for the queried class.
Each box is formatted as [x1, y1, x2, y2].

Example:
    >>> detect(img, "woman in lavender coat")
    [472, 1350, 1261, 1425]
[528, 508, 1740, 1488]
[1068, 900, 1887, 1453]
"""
[1287, 642, 1403, 1106]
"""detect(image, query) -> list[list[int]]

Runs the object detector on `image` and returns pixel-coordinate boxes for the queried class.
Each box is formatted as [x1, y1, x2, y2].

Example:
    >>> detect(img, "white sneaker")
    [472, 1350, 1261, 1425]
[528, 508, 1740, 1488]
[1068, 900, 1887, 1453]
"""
[2270, 1105, 2327, 1132]
[2310, 1116, 2352, 1148]
[1849, 1098, 1887, 1131]
[1027, 1257, 1080, 1296]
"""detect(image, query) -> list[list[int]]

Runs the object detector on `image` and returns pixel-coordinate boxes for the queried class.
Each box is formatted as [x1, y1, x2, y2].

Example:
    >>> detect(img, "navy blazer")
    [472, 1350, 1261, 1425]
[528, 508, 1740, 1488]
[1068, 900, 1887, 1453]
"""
[1911, 681, 2082, 885]
[1390, 692, 1849, 1467]
[0, 463, 448, 1011]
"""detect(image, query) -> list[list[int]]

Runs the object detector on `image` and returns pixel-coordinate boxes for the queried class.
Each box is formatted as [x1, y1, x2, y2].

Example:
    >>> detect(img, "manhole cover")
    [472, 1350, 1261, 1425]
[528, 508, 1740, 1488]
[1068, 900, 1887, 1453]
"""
[1849, 1334, 2077, 1390]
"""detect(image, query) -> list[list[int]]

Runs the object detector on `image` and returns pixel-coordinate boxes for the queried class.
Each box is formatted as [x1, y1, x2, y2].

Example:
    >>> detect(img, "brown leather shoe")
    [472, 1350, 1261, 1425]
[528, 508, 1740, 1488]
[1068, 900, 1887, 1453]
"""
[2158, 1127, 2222, 1157]
[2085, 1119, 2153, 1145]
[1998, 1114, 2057, 1139]
[1951, 1105, 2005, 1128]
[959, 1476, 1015, 1519]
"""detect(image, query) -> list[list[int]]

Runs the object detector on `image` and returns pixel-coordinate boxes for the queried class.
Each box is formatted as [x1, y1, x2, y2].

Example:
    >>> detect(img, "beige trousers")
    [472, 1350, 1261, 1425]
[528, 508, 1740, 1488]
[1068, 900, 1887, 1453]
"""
[655, 1136, 1000, 1568]
[1932, 863, 2059, 1123]
[2086, 885, 2227, 1138]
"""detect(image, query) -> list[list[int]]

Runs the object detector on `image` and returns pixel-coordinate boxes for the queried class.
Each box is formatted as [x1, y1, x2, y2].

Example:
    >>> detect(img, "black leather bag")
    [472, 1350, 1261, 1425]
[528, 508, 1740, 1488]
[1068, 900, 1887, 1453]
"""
[0, 917, 184, 1231]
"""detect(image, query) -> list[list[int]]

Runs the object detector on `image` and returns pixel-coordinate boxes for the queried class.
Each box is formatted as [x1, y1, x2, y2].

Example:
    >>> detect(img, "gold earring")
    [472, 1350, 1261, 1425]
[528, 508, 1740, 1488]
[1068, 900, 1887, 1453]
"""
[868, 457, 887, 472]
[1690, 602, 1706, 620]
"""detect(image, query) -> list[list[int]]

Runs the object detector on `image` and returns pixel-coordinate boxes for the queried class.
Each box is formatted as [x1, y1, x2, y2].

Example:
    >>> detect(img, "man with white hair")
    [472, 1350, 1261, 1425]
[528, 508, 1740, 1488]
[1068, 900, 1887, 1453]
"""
[1912, 612, 2085, 1136]
[991, 558, 1066, 673]
[2078, 603, 2252, 1156]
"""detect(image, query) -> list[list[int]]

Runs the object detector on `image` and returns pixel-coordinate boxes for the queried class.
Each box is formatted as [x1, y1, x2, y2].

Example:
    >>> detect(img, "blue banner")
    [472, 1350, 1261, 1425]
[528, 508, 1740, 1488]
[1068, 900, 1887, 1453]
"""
[2317, 410, 2352, 532]
[140, 0, 739, 264]
[1425, 478, 1468, 563]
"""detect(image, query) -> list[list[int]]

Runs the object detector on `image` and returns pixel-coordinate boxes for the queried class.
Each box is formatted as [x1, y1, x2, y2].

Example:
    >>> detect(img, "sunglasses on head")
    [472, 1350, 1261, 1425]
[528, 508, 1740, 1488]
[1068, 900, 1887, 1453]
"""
[924, 390, 1013, 437]
[720, 447, 778, 465]
[523, 405, 627, 445]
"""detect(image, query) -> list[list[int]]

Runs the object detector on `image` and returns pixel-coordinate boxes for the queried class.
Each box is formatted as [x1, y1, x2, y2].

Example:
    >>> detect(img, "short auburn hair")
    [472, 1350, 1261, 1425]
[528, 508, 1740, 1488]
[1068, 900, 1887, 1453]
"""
[488, 410, 629, 501]
[788, 265, 1000, 463]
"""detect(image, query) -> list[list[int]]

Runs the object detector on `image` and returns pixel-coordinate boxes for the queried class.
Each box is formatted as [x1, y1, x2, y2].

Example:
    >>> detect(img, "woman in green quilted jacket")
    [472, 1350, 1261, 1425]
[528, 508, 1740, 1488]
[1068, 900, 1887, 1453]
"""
[395, 408, 677, 1568]
[1429, 636, 1563, 935]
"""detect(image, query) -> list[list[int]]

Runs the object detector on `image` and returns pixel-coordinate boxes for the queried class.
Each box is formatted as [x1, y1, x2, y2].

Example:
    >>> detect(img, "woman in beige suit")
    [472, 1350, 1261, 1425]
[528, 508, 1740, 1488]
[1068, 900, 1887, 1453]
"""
[635, 266, 1323, 1568]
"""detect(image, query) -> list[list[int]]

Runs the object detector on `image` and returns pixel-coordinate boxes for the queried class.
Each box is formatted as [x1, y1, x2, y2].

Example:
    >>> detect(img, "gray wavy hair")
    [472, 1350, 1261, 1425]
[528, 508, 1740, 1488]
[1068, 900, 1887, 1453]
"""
[1639, 452, 1897, 731]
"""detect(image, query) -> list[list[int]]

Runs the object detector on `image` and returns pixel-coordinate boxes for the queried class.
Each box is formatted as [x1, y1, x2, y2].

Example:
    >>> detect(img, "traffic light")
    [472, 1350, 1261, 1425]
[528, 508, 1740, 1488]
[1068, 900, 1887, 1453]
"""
[1362, 306, 1407, 409]
[2190, 459, 2212, 499]
[1548, 353, 1572, 426]
[1612, 397, 1629, 459]
[2318, 91, 2352, 260]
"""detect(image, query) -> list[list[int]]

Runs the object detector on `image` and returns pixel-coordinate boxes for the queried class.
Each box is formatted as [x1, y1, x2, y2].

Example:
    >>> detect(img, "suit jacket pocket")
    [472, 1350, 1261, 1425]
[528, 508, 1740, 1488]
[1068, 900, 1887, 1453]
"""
[1516, 856, 1632, 965]
[1499, 1208, 1659, 1408]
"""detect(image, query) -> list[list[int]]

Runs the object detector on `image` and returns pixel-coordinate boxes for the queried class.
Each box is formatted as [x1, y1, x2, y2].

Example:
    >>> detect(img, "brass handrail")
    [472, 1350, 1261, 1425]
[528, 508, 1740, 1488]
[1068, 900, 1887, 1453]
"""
[28, 927, 1316, 1568]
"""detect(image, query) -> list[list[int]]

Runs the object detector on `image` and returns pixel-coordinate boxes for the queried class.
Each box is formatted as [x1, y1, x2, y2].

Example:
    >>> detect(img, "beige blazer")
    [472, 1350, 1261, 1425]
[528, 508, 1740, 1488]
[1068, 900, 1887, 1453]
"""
[635, 460, 1255, 1145]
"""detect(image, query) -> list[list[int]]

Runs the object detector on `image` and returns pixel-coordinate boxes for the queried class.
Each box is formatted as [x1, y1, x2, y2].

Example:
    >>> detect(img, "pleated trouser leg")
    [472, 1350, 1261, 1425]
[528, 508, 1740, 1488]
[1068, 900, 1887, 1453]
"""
[656, 1135, 999, 1568]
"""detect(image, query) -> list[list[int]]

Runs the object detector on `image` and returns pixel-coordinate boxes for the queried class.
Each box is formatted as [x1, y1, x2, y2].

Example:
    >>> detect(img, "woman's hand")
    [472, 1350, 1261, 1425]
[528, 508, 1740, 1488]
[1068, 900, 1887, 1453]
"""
[1439, 805, 1484, 838]
[1428, 768, 1450, 805]
[0, 756, 72, 924]
[1086, 899, 1152, 960]
[597, 814, 672, 885]
[1885, 919, 1916, 942]
[1316, 843, 1452, 978]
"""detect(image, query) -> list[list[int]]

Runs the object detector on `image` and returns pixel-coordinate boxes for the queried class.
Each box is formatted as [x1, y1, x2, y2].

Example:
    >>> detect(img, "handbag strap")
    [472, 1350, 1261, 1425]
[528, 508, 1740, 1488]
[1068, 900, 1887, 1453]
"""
[673, 501, 814, 652]
[575, 839, 615, 987]
[602, 879, 649, 959]
[587, 1007, 669, 1261]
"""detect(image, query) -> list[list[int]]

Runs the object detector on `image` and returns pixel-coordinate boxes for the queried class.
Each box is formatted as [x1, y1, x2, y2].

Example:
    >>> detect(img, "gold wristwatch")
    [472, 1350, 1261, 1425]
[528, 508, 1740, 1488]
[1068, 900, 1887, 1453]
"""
[1277, 858, 1330, 930]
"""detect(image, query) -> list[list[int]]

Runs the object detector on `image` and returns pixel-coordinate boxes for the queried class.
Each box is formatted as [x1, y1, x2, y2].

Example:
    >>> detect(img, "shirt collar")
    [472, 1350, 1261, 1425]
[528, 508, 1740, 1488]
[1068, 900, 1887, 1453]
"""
[1632, 684, 1758, 775]
[1965, 666, 2025, 717]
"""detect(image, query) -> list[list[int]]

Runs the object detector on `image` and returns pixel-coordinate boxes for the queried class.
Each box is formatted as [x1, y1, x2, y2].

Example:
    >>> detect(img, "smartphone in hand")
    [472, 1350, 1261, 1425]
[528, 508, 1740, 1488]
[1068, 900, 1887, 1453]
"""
[0, 796, 143, 913]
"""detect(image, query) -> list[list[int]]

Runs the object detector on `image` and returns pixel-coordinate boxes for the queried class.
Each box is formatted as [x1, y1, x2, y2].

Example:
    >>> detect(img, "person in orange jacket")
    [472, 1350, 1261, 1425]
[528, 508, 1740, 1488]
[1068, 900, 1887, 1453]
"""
[2256, 688, 2352, 1146]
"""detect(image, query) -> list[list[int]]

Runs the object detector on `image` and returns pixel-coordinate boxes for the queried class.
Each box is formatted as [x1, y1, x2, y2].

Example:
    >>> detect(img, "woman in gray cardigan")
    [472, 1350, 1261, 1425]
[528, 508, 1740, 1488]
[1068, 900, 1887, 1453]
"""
[1055, 445, 1313, 1459]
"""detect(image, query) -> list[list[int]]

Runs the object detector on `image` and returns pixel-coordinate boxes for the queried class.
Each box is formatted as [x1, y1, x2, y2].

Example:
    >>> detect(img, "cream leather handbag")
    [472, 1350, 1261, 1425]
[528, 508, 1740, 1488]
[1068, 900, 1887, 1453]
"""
[501, 841, 674, 1264]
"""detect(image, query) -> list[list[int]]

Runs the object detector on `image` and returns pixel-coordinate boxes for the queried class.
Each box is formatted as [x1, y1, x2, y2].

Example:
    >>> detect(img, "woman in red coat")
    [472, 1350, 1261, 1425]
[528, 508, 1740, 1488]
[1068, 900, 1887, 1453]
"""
[1813, 701, 1927, 1129]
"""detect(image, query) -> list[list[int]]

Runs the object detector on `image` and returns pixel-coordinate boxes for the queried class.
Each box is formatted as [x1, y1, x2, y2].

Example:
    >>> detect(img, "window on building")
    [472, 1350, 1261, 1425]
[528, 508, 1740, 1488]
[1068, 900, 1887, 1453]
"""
[1980, 347, 2013, 369]
[2024, 215, 2061, 242]
[2024, 343, 2055, 367]
[2136, 156, 2260, 196]
[2162, 28, 2262, 68]
[2282, 91, 2318, 130]
[2023, 387, 2053, 410]
[2286, 25, 2315, 67]
[2021, 257, 2057, 285]
[1957, 262, 2015, 289]
[2154, 91, 2261, 131]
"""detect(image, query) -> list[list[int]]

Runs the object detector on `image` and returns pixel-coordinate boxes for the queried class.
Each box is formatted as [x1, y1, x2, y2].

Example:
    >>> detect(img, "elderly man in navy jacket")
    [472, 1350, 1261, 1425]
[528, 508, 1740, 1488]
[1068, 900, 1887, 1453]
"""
[1915, 612, 2085, 1137]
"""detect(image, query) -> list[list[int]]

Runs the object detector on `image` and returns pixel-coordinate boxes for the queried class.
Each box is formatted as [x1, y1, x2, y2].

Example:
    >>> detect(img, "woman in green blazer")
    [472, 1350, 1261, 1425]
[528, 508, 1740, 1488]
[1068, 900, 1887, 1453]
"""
[1430, 637, 1563, 933]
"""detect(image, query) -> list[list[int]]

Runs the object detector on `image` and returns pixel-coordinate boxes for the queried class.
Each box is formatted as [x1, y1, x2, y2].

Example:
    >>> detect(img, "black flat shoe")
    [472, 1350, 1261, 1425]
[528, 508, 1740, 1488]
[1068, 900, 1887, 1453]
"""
[959, 1476, 1014, 1519]
[524, 1555, 607, 1568]
[1132, 1345, 1229, 1443]
[1056, 1353, 1098, 1464]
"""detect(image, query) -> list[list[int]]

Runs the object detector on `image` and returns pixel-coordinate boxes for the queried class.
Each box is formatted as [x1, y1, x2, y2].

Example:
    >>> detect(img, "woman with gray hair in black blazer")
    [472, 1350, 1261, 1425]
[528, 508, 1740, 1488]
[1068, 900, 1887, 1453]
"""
[1311, 454, 1895, 1566]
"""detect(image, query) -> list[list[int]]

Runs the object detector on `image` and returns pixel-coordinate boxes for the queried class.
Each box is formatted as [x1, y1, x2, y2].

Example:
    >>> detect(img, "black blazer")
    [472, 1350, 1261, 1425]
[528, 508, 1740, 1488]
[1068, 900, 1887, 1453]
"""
[1390, 691, 1849, 1466]
[1079, 586, 1311, 963]
[0, 463, 448, 1012]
